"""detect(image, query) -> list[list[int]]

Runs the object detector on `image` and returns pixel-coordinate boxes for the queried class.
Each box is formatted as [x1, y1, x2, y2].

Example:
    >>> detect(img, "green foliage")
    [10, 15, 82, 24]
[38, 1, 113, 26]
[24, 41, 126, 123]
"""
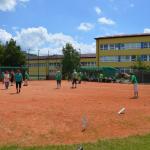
[1, 134, 150, 150]
[0, 39, 26, 67]
[62, 43, 80, 78]
[132, 56, 150, 71]
[0, 42, 5, 65]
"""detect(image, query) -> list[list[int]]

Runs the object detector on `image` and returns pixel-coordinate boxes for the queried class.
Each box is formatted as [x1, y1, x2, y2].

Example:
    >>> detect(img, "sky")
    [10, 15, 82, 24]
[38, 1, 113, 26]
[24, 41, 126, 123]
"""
[0, 0, 150, 55]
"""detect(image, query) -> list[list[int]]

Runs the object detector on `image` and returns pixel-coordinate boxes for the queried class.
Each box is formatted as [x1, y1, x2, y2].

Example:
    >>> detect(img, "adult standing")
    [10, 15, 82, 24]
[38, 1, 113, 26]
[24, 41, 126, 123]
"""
[124, 73, 138, 99]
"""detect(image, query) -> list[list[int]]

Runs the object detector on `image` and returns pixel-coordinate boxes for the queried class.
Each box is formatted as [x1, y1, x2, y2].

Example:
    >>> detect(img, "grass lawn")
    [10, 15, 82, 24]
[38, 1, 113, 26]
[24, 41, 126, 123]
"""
[1, 134, 150, 150]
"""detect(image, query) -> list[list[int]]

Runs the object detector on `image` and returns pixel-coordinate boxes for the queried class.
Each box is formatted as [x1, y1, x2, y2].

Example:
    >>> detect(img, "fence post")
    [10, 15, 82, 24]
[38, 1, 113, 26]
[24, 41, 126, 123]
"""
[142, 70, 143, 83]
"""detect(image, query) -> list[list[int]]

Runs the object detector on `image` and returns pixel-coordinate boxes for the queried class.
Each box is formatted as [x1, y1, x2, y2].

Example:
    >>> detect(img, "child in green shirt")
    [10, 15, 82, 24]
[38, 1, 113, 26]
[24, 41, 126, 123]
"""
[55, 70, 62, 89]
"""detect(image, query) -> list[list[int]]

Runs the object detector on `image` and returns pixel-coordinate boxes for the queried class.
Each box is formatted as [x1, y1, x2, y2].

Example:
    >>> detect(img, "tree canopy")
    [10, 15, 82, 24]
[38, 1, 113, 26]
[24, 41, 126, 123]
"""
[132, 56, 150, 71]
[62, 43, 80, 79]
[0, 39, 26, 67]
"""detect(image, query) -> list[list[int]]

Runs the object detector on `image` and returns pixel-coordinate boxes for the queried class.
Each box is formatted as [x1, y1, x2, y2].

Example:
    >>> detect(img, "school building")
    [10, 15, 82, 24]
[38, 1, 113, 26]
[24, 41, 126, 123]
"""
[95, 33, 150, 72]
[28, 53, 96, 79]
[27, 33, 150, 79]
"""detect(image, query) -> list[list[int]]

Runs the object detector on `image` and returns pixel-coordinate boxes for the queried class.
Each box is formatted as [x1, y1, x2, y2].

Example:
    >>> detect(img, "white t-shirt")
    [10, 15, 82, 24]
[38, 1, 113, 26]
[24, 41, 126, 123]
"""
[4, 74, 10, 82]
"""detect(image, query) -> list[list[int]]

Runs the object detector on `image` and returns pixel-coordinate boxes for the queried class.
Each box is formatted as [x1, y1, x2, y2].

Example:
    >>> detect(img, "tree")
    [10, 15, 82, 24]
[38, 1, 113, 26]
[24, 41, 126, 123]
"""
[62, 43, 80, 79]
[131, 56, 149, 71]
[3, 39, 26, 66]
[0, 42, 4, 66]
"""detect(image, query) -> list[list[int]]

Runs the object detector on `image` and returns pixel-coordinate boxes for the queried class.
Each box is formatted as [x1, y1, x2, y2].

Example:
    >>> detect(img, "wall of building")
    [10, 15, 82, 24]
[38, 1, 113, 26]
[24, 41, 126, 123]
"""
[28, 55, 96, 79]
[96, 35, 150, 70]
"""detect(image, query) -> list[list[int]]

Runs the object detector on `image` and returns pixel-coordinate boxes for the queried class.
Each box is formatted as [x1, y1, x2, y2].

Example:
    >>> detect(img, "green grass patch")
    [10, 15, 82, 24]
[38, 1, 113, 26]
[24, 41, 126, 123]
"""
[1, 134, 150, 150]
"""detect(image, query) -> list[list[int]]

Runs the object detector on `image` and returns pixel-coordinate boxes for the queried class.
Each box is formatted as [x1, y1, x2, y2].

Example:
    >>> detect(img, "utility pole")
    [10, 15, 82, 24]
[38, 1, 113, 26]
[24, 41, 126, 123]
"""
[28, 48, 30, 73]
[38, 50, 40, 80]
[79, 48, 81, 66]
[47, 50, 49, 79]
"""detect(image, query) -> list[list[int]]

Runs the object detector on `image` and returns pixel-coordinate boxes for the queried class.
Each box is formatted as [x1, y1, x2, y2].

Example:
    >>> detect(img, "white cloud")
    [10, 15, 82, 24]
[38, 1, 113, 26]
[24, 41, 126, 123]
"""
[144, 28, 150, 33]
[15, 27, 50, 50]
[0, 0, 29, 11]
[98, 17, 116, 25]
[0, 28, 12, 43]
[0, 0, 16, 11]
[2, 26, 96, 54]
[95, 6, 102, 15]
[77, 23, 94, 31]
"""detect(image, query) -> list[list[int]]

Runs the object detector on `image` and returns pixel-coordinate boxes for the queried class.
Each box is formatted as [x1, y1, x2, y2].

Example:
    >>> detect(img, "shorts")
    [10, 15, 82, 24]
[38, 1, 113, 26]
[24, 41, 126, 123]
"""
[72, 79, 77, 85]
[16, 82, 22, 89]
[134, 84, 138, 93]
[57, 80, 61, 85]
[10, 77, 14, 83]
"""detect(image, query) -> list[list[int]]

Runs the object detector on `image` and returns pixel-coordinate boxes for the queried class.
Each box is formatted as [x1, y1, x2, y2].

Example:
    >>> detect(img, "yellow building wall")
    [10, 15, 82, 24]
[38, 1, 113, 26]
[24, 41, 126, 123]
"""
[28, 56, 96, 79]
[96, 35, 150, 68]
[80, 57, 96, 62]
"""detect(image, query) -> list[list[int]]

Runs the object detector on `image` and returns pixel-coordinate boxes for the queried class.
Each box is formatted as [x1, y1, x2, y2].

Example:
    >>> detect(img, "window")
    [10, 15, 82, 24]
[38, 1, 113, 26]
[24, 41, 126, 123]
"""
[120, 56, 130, 62]
[124, 43, 141, 50]
[104, 44, 108, 50]
[100, 45, 104, 50]
[141, 42, 149, 48]
[115, 43, 120, 50]
[100, 56, 118, 62]
[109, 44, 115, 50]
[120, 43, 125, 50]
[131, 55, 136, 61]
[140, 55, 147, 61]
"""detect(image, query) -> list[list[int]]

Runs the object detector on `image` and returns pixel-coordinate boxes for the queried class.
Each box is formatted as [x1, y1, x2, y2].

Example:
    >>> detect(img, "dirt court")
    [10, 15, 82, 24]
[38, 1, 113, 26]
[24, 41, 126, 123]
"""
[0, 80, 150, 146]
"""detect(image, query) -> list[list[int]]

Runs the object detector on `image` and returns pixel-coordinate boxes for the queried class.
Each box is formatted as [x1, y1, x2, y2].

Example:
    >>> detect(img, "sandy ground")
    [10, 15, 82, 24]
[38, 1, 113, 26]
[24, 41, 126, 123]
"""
[0, 80, 150, 146]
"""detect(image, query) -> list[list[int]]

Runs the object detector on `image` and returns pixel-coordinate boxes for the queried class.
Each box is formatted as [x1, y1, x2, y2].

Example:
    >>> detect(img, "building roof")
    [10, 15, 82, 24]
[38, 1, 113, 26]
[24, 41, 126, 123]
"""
[95, 33, 150, 40]
[28, 53, 96, 60]
[80, 53, 96, 58]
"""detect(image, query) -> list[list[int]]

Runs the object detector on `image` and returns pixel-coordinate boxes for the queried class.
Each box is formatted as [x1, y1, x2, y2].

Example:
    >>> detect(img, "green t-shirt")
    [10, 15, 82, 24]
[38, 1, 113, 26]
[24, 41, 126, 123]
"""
[99, 73, 103, 79]
[25, 72, 29, 80]
[131, 75, 138, 84]
[72, 72, 78, 80]
[15, 73, 23, 82]
[55, 71, 62, 80]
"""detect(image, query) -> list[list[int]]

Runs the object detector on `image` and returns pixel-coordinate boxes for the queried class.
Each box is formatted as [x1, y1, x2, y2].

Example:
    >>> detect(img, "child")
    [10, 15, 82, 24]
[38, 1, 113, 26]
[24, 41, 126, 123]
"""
[72, 70, 78, 88]
[15, 70, 23, 93]
[55, 70, 62, 89]
[10, 71, 15, 86]
[24, 71, 29, 86]
[78, 72, 82, 84]
[4, 71, 10, 89]
[99, 73, 103, 82]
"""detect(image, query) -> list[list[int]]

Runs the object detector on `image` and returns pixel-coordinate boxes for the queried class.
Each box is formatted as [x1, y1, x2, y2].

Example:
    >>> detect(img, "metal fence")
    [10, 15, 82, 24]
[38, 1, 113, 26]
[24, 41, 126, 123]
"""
[133, 70, 150, 83]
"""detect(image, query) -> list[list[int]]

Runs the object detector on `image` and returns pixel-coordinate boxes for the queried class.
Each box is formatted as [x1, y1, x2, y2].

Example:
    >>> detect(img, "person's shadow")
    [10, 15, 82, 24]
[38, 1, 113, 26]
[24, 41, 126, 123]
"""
[9, 92, 18, 95]
[130, 96, 138, 99]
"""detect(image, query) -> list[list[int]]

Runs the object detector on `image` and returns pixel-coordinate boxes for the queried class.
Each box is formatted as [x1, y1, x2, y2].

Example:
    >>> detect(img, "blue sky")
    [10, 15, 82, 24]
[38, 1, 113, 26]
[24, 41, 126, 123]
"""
[0, 0, 150, 55]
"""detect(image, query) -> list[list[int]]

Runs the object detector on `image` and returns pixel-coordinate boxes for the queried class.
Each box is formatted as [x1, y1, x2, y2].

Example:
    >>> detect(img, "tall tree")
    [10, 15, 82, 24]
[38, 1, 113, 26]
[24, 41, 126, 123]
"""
[3, 39, 26, 66]
[0, 42, 4, 66]
[62, 43, 80, 79]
